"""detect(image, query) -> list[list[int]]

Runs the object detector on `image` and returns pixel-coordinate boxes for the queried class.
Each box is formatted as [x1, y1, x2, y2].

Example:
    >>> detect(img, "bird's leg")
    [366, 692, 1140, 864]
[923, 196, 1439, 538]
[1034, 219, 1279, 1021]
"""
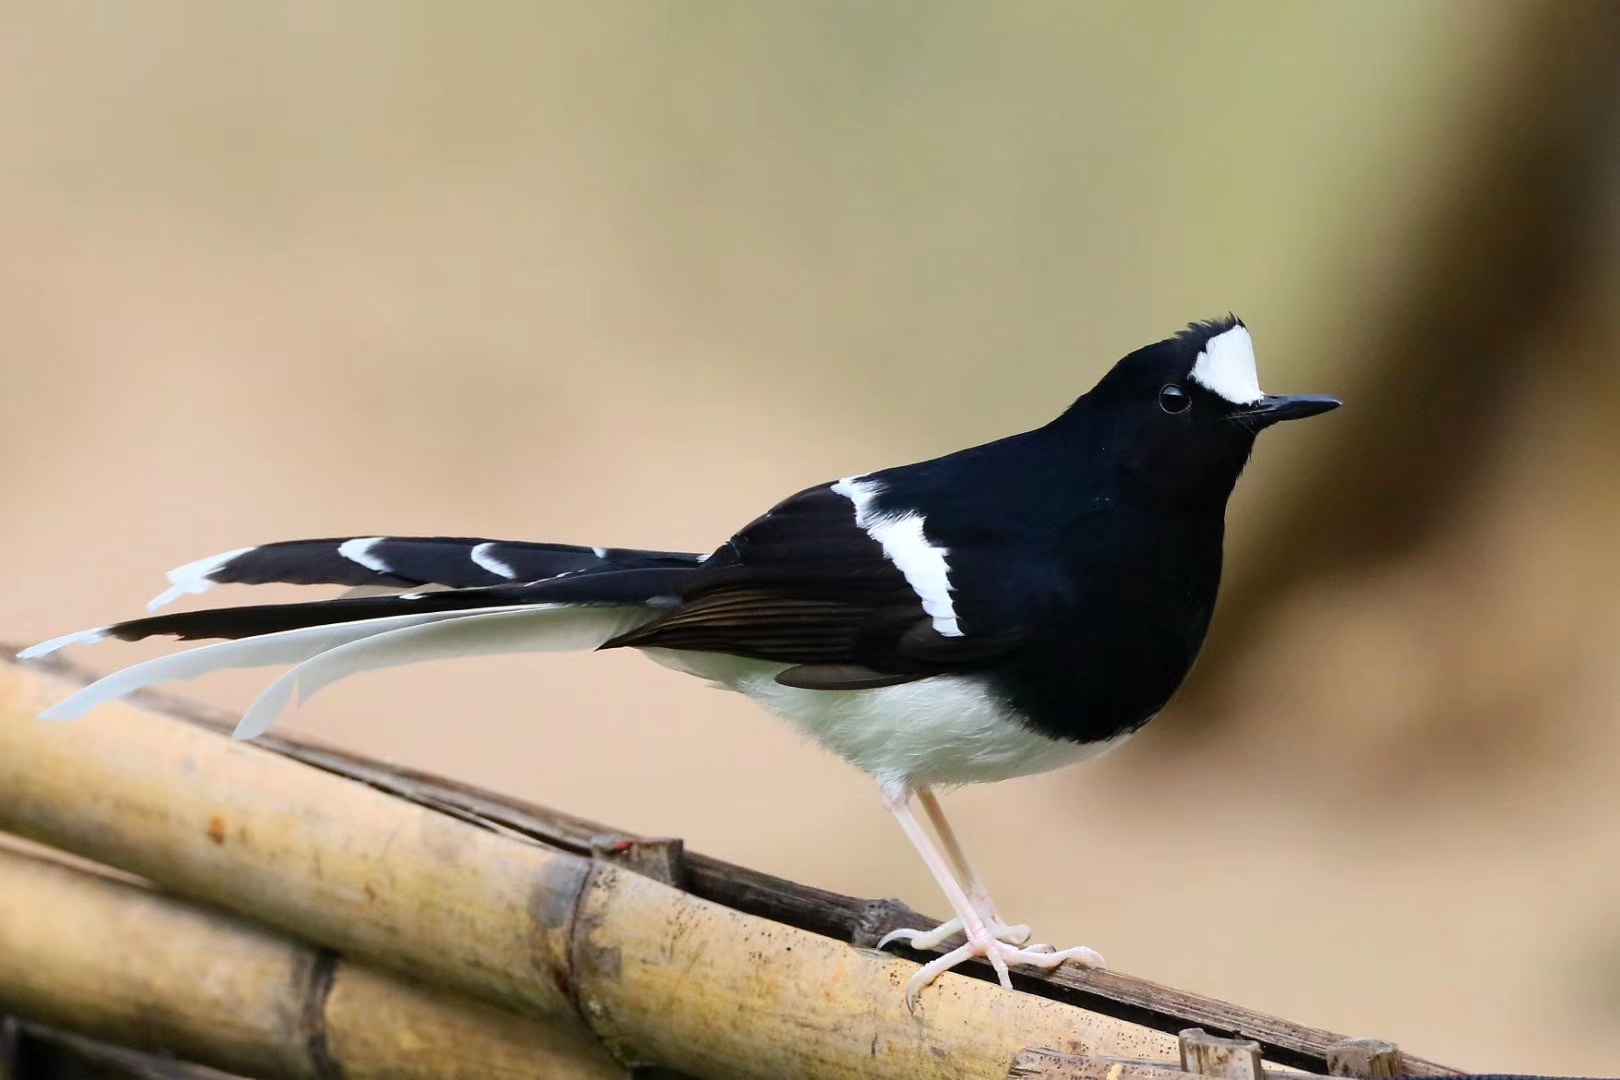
[876, 782, 1003, 981]
[875, 782, 1104, 1006]
[878, 788, 1032, 951]
[916, 787, 1031, 946]
[917, 789, 1093, 958]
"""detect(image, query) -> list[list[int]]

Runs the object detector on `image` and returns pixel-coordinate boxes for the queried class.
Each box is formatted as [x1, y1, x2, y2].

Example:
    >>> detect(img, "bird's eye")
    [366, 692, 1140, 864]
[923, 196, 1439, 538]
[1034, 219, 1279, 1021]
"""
[1159, 384, 1190, 414]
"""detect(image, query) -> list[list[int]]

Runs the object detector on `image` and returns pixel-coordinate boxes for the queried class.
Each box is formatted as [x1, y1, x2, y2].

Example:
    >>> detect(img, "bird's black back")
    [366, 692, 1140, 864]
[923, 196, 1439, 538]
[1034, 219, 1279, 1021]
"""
[616, 320, 1270, 745]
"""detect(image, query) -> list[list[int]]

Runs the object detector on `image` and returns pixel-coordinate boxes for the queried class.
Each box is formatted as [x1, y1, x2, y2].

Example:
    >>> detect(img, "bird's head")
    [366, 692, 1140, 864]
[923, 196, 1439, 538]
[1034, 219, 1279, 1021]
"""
[1070, 316, 1341, 510]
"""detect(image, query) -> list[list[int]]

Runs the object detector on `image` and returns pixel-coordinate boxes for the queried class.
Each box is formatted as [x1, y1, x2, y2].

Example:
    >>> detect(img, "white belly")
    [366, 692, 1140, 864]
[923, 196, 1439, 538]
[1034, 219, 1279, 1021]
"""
[640, 648, 1127, 787]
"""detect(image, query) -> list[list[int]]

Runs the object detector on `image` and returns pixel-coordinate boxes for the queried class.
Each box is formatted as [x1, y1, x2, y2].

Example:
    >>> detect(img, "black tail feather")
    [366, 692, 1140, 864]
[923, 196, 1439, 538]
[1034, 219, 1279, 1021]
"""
[150, 536, 704, 610]
[115, 567, 696, 644]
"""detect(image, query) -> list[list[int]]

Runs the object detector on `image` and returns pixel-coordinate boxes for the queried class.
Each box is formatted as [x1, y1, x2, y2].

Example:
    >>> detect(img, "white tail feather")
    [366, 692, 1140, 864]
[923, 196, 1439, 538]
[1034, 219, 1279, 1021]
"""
[18, 627, 111, 660]
[147, 547, 254, 612]
[234, 605, 650, 739]
[35, 608, 527, 722]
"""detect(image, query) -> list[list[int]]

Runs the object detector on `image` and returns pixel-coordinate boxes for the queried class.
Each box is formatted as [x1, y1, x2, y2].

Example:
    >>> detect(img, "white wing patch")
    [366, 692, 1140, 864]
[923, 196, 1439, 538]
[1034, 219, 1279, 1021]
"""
[1189, 324, 1263, 405]
[831, 476, 962, 638]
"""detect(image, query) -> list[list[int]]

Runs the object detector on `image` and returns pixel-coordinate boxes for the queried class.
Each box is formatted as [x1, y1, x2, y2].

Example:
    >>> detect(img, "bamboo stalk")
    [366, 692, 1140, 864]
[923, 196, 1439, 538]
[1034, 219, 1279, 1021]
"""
[80, 662, 1459, 1078]
[0, 844, 624, 1080]
[572, 861, 1182, 1077]
[0, 673, 589, 1030]
[0, 658, 1185, 1079]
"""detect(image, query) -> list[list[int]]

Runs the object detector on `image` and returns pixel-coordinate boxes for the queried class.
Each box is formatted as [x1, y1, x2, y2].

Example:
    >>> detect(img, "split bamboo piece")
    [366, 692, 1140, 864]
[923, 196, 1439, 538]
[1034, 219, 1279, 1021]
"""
[0, 658, 1182, 1079]
[5, 1020, 247, 1079]
[0, 843, 624, 1080]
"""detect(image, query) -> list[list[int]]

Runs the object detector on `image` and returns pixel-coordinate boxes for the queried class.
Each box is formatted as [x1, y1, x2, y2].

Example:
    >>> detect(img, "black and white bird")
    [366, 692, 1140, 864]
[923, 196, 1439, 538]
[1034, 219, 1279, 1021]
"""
[22, 316, 1338, 1003]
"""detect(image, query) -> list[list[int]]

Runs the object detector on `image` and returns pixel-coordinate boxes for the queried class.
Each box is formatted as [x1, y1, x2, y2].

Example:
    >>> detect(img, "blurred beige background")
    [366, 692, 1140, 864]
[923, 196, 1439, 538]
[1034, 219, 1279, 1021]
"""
[3, 3, 1619, 1073]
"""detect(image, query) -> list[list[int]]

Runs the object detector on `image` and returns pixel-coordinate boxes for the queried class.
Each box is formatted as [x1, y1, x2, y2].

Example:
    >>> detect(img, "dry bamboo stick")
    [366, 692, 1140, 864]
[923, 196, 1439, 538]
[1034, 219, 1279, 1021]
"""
[4, 1019, 246, 1079]
[0, 844, 624, 1080]
[82, 665, 1458, 1078]
[0, 659, 1185, 1079]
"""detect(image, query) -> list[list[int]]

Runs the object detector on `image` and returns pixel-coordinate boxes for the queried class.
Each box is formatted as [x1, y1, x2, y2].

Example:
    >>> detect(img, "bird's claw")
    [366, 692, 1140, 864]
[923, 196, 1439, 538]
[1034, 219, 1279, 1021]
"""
[899, 933, 1104, 1009]
[878, 916, 1032, 952]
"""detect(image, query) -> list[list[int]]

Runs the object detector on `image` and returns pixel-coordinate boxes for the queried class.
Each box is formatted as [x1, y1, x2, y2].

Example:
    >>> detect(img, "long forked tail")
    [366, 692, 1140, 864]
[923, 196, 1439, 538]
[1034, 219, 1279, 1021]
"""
[145, 535, 703, 610]
[20, 535, 704, 739]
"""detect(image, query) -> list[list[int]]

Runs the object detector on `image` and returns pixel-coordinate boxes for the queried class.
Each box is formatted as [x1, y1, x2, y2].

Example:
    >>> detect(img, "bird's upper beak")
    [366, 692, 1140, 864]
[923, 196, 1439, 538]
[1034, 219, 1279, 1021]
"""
[1240, 393, 1341, 427]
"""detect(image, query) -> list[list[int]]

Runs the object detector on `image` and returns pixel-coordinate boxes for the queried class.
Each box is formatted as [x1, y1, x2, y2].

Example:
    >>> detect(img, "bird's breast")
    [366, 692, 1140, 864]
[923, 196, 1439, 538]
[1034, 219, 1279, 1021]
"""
[984, 520, 1223, 745]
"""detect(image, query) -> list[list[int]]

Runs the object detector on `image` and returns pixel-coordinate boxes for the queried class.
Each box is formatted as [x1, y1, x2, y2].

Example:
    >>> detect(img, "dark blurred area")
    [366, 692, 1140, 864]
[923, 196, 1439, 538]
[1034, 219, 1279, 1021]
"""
[2, 3, 1617, 1072]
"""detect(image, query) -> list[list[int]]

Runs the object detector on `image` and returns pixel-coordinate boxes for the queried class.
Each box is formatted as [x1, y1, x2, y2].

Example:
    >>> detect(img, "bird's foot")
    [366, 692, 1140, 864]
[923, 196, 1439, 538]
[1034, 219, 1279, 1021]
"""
[878, 915, 1032, 952]
[879, 879, 1034, 952]
[898, 927, 1105, 1008]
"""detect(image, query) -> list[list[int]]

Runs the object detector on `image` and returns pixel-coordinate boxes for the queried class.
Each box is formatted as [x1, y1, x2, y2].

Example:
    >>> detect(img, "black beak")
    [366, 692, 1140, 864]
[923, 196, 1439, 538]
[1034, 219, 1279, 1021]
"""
[1241, 393, 1341, 428]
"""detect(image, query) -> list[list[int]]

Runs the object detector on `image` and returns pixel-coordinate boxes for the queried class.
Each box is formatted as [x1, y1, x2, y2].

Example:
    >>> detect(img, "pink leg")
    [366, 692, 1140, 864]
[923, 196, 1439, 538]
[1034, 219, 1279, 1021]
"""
[916, 788, 1030, 944]
[880, 784, 989, 934]
[877, 781, 1104, 1006]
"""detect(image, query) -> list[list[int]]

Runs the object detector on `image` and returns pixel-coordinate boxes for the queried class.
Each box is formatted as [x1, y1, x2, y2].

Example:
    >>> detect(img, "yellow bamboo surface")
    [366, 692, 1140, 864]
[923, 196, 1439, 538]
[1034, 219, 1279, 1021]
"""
[571, 862, 1173, 1076]
[0, 663, 587, 1029]
[0, 843, 625, 1080]
[0, 658, 1182, 1079]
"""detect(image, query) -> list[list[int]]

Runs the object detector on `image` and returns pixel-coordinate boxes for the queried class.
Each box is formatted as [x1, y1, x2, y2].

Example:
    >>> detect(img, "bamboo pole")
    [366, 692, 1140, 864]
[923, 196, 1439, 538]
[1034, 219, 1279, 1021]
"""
[0, 669, 589, 1029]
[193, 734, 1453, 1080]
[0, 658, 1184, 1079]
[91, 665, 1460, 1078]
[0, 844, 624, 1080]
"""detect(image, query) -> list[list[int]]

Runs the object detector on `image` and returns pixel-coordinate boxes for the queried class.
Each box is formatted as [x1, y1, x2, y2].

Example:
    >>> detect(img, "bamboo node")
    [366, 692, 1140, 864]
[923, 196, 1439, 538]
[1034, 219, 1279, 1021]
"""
[1178, 1029, 1262, 1080]
[1325, 1038, 1401, 1079]
[295, 948, 343, 1080]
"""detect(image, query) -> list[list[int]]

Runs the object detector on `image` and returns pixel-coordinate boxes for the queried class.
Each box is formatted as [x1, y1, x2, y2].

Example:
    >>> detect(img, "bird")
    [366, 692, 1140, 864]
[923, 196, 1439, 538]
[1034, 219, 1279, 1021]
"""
[20, 315, 1339, 1005]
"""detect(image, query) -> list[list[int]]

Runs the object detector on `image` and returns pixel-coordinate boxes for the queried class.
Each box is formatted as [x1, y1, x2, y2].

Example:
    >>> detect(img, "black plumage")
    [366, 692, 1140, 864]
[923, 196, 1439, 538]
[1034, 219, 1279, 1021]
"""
[609, 316, 1336, 745]
[43, 314, 1338, 756]
[49, 315, 1337, 753]
[100, 567, 695, 643]
[180, 536, 700, 591]
[24, 315, 1340, 1003]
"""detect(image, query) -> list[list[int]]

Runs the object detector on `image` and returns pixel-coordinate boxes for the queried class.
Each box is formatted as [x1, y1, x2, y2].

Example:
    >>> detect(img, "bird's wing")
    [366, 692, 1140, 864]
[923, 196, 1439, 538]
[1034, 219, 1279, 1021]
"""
[604, 481, 1025, 685]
